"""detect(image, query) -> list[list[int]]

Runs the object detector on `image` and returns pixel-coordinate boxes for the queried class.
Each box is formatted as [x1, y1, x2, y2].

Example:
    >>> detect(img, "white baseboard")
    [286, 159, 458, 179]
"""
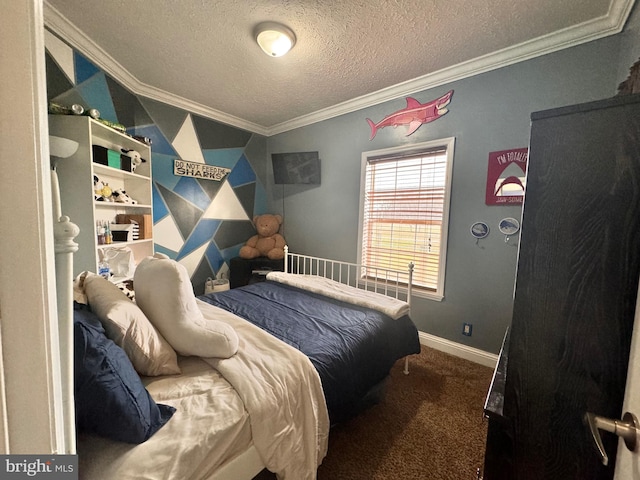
[418, 332, 498, 368]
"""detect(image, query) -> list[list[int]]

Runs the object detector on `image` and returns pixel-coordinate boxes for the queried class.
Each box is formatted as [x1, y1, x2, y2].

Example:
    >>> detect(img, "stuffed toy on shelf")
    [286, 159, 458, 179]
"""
[93, 175, 112, 202]
[112, 189, 137, 204]
[121, 149, 145, 173]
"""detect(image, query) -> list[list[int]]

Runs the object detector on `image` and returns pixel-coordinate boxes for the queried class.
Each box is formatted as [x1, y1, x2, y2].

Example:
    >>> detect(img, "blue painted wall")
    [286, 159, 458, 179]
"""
[45, 39, 268, 294]
[44, 6, 640, 352]
[267, 19, 640, 354]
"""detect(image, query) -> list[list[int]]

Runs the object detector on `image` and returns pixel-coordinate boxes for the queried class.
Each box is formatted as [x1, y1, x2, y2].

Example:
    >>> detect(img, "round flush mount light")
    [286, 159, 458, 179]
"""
[254, 22, 296, 57]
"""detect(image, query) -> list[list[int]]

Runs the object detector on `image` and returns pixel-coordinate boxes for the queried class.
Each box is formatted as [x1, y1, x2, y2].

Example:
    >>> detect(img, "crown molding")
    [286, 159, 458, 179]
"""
[43, 2, 269, 136]
[44, 0, 635, 137]
[267, 0, 635, 135]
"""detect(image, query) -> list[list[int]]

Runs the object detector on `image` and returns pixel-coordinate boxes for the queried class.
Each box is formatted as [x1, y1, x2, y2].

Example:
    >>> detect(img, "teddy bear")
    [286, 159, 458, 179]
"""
[239, 214, 286, 260]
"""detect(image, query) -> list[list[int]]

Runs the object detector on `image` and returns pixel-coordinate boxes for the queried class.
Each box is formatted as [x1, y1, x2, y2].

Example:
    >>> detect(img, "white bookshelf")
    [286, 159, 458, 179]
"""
[48, 115, 154, 278]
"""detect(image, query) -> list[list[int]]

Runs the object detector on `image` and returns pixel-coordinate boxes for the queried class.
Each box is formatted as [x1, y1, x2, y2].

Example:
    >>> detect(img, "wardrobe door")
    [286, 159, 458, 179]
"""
[504, 95, 640, 480]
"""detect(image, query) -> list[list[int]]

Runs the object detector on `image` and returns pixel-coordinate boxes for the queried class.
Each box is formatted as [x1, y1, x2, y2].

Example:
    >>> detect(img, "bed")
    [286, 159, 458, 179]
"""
[200, 252, 420, 424]
[71, 248, 420, 480]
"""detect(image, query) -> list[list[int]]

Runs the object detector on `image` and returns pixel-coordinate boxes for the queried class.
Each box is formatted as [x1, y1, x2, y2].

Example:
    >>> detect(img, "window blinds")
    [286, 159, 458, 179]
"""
[362, 149, 448, 291]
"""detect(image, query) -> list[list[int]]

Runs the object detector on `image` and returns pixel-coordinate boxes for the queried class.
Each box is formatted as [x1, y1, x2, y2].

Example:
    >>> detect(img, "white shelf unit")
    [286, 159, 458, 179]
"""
[48, 115, 154, 279]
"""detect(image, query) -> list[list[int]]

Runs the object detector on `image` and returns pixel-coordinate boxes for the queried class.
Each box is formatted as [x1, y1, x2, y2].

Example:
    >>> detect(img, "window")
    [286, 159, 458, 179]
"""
[358, 138, 455, 300]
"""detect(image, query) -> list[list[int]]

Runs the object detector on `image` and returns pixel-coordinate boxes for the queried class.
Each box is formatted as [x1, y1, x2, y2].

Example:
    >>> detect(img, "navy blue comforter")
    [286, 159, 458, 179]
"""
[199, 280, 420, 423]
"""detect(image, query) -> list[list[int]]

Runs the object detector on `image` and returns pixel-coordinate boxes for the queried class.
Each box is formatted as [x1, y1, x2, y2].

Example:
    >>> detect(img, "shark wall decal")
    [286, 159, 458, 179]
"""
[366, 90, 453, 140]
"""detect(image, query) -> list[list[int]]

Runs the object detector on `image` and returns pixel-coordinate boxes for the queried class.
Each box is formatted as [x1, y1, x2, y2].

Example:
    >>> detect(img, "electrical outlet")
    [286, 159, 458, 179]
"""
[462, 323, 473, 336]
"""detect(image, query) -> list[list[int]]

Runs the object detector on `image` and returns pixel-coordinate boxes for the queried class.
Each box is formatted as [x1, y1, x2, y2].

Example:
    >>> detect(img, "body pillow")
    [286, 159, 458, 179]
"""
[134, 257, 239, 358]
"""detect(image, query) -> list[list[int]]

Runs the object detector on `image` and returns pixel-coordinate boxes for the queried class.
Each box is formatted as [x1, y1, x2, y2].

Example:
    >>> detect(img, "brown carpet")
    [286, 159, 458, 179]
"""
[254, 346, 493, 480]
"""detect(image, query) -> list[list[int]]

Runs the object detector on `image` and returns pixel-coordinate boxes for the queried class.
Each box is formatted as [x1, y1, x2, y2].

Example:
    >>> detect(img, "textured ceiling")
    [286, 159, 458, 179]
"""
[44, 0, 634, 135]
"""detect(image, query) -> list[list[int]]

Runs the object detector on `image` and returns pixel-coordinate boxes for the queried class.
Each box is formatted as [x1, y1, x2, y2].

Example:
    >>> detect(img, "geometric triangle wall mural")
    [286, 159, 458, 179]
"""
[45, 36, 267, 287]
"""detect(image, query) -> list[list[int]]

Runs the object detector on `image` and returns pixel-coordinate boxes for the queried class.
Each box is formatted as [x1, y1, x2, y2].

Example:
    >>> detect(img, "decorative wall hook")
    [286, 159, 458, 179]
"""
[499, 217, 520, 243]
[471, 222, 489, 246]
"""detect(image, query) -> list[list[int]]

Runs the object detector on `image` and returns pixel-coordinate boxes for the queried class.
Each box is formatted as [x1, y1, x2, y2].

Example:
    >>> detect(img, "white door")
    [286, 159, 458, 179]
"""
[614, 285, 640, 479]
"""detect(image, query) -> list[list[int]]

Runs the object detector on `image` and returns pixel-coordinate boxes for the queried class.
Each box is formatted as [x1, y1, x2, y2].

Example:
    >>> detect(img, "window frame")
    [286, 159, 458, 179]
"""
[357, 137, 455, 301]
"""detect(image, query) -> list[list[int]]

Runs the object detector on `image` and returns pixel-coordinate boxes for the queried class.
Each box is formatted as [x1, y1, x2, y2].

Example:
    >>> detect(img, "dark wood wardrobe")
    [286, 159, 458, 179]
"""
[483, 93, 640, 479]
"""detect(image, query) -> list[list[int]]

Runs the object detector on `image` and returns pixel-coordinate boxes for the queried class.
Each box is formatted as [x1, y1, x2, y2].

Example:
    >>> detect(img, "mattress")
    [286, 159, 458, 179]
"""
[77, 356, 253, 480]
[77, 300, 329, 480]
[200, 279, 420, 423]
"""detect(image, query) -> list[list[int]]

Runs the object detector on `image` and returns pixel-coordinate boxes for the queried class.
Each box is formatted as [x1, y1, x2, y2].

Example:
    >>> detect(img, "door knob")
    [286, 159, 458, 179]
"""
[584, 411, 638, 466]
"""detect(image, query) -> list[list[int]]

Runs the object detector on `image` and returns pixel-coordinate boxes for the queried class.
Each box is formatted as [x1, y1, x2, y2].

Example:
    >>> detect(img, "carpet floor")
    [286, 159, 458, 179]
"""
[254, 346, 493, 479]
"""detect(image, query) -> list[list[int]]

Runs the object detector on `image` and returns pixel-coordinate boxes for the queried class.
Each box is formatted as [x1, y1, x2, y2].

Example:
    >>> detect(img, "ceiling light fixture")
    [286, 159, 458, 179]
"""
[254, 22, 296, 57]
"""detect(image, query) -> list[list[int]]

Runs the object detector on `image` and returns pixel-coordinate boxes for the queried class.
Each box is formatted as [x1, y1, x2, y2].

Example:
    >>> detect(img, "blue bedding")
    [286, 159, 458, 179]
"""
[199, 280, 420, 423]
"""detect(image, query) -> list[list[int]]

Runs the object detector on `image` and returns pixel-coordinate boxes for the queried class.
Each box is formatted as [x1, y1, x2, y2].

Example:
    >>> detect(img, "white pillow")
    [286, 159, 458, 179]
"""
[83, 274, 181, 376]
[134, 257, 239, 358]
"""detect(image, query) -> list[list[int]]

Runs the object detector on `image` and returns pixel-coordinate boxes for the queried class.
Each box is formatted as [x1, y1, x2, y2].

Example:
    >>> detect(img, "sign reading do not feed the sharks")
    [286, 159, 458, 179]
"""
[174, 159, 230, 181]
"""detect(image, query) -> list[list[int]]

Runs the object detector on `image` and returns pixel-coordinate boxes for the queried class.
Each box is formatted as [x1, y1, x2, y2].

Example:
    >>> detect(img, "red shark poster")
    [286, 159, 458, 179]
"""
[366, 90, 453, 140]
[485, 147, 528, 205]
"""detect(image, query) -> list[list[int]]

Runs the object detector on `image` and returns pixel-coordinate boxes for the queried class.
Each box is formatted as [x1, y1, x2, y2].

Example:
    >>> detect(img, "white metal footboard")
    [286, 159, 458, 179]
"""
[283, 246, 415, 374]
